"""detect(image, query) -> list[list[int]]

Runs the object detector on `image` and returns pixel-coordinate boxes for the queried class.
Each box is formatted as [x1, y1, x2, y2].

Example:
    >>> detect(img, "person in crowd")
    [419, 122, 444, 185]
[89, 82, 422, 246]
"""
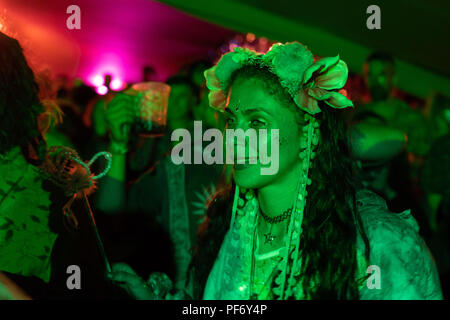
[351, 52, 428, 216]
[0, 31, 58, 294]
[188, 60, 226, 132]
[420, 93, 450, 298]
[96, 74, 223, 291]
[108, 42, 442, 300]
[80, 76, 120, 162]
[142, 65, 157, 82]
[356, 52, 427, 155]
[34, 71, 78, 149]
[0, 31, 123, 299]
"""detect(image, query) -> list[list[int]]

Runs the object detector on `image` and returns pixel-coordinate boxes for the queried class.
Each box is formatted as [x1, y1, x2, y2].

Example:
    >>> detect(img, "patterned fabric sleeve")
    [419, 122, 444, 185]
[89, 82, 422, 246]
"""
[165, 159, 192, 290]
[0, 147, 58, 283]
[357, 190, 443, 299]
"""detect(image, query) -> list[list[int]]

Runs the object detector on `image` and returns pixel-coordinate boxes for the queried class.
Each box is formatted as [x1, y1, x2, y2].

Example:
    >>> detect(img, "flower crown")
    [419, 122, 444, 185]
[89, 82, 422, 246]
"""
[204, 41, 353, 115]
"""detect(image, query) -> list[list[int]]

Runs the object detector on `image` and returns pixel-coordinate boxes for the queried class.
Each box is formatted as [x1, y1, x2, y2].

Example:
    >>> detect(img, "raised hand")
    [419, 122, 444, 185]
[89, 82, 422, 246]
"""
[104, 92, 140, 146]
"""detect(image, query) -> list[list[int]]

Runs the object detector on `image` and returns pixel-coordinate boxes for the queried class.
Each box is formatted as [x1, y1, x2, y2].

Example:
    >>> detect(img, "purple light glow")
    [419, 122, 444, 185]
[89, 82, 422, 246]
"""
[85, 53, 126, 87]
[1, 0, 234, 84]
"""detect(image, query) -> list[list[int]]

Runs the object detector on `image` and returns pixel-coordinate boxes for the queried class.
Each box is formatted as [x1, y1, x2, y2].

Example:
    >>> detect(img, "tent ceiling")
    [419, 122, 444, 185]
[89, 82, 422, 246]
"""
[240, 0, 450, 77]
[1, 0, 448, 97]
[158, 0, 450, 98]
[0, 0, 233, 84]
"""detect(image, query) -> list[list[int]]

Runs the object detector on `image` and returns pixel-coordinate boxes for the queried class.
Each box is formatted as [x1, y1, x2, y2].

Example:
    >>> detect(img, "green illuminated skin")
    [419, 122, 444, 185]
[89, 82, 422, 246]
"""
[206, 75, 442, 300]
[225, 76, 302, 190]
[107, 72, 442, 300]
[194, 88, 226, 130]
[101, 82, 196, 184]
[103, 93, 136, 182]
[167, 83, 195, 131]
[358, 59, 427, 156]
[225, 75, 304, 252]
[191, 63, 226, 130]
[106, 73, 305, 296]
[365, 60, 394, 102]
[103, 83, 198, 298]
[361, 59, 400, 126]
[92, 99, 109, 138]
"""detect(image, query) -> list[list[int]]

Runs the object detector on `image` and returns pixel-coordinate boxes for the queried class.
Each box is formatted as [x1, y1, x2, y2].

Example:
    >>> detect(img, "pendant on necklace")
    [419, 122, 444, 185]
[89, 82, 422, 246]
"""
[263, 223, 276, 245]
[264, 232, 276, 245]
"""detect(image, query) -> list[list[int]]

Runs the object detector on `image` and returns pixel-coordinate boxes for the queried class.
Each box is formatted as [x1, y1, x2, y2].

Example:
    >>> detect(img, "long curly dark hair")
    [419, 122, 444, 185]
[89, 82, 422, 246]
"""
[189, 65, 370, 299]
[0, 31, 45, 158]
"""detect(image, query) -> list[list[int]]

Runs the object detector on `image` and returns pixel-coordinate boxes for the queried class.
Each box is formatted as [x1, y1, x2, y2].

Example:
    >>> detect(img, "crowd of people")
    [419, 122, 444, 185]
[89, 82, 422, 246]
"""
[0, 30, 449, 300]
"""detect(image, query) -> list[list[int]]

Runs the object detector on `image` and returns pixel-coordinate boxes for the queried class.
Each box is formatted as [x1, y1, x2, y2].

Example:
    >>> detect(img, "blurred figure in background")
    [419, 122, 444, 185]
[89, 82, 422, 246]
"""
[424, 92, 450, 144]
[0, 31, 115, 299]
[351, 52, 427, 223]
[189, 60, 226, 132]
[80, 74, 118, 161]
[0, 33, 58, 296]
[422, 93, 450, 230]
[34, 70, 74, 149]
[189, 60, 210, 88]
[421, 93, 450, 298]
[35, 71, 94, 151]
[1, 31, 130, 299]
[142, 65, 157, 82]
[95, 73, 223, 291]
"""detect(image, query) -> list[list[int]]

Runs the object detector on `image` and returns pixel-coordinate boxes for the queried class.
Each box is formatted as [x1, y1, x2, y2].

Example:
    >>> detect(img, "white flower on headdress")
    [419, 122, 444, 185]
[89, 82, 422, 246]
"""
[231, 47, 257, 65]
[263, 42, 314, 97]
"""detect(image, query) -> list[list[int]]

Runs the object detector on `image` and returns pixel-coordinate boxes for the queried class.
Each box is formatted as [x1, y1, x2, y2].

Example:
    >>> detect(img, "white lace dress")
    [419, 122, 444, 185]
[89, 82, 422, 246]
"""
[203, 190, 443, 300]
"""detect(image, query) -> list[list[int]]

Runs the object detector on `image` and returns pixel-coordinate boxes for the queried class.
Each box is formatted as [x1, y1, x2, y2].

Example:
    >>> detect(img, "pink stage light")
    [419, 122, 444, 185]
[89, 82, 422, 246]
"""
[92, 75, 104, 87]
[110, 78, 124, 91]
[96, 85, 108, 95]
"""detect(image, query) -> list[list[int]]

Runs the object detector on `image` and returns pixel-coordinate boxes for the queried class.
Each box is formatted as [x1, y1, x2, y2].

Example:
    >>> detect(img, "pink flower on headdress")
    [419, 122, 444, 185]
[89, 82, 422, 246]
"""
[204, 65, 228, 111]
[295, 55, 353, 114]
[204, 48, 258, 111]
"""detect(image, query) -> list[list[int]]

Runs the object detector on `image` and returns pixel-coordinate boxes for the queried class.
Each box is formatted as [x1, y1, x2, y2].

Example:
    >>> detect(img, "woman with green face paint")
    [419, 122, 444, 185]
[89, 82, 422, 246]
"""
[108, 42, 442, 300]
